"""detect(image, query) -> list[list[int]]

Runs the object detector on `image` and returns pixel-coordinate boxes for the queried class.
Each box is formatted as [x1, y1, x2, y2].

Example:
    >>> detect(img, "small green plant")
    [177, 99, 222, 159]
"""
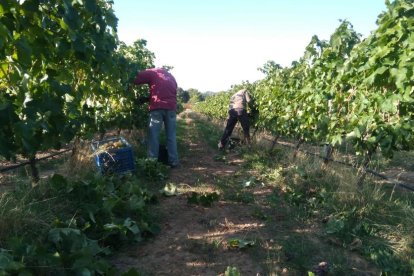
[159, 183, 180, 196]
[241, 176, 262, 188]
[0, 173, 157, 275]
[226, 190, 254, 203]
[227, 238, 255, 249]
[213, 154, 227, 162]
[187, 192, 220, 207]
[251, 208, 268, 220]
[137, 158, 169, 181]
[224, 266, 241, 276]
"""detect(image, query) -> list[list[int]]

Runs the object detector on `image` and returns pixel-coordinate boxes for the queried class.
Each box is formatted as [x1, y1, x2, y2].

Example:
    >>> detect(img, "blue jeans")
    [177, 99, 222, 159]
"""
[148, 109, 179, 165]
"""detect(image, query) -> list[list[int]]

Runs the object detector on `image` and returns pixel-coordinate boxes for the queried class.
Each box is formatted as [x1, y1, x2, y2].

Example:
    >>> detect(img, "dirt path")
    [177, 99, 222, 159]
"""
[110, 111, 386, 275]
[111, 113, 275, 275]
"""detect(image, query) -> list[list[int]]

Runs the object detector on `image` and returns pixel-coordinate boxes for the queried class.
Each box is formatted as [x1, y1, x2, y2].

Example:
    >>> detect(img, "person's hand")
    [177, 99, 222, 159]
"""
[139, 97, 150, 104]
[135, 97, 150, 105]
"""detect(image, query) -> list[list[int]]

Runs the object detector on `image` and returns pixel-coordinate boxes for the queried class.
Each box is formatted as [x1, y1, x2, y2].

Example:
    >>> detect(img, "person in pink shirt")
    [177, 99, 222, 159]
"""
[134, 67, 179, 168]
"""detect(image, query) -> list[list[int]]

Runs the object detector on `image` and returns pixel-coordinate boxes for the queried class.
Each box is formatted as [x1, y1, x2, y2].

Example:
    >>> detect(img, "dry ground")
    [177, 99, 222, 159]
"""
[111, 114, 272, 275]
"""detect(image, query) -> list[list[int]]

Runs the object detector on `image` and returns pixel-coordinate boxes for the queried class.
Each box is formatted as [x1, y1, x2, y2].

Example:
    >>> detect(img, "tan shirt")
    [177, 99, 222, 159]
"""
[228, 89, 251, 110]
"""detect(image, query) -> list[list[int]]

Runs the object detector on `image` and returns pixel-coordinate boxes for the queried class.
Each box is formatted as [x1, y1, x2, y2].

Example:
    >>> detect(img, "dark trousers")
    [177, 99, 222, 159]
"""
[220, 108, 250, 146]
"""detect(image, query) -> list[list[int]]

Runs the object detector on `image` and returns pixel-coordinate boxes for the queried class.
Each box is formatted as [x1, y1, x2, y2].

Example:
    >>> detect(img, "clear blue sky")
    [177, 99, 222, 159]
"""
[113, 0, 387, 92]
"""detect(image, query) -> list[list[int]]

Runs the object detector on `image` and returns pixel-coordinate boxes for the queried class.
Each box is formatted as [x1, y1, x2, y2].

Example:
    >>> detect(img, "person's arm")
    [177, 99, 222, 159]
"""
[245, 91, 251, 104]
[134, 70, 152, 85]
[244, 91, 251, 112]
[133, 70, 152, 104]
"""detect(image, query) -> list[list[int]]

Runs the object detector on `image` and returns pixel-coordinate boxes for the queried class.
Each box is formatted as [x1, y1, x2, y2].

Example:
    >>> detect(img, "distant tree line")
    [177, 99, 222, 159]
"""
[177, 88, 207, 105]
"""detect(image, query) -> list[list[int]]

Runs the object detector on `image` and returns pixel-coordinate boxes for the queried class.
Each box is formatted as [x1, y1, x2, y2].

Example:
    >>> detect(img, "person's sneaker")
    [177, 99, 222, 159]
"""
[218, 141, 224, 150]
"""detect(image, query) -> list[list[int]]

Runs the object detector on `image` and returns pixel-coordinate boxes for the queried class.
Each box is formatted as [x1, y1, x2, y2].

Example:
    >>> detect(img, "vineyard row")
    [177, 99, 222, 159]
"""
[195, 0, 414, 168]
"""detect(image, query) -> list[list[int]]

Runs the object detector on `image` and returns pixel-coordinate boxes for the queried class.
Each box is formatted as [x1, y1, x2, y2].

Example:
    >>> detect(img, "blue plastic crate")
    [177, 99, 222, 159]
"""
[91, 137, 135, 174]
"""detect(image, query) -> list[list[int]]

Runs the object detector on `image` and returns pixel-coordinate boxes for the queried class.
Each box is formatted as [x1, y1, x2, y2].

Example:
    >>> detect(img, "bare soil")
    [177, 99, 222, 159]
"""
[111, 118, 270, 275]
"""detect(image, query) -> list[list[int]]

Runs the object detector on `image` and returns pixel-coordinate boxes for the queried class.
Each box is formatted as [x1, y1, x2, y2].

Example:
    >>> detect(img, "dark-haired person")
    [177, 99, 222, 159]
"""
[134, 67, 179, 168]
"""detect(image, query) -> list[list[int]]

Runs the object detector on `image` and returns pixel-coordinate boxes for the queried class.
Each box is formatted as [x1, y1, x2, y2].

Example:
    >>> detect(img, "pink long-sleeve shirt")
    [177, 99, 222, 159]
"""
[134, 68, 178, 111]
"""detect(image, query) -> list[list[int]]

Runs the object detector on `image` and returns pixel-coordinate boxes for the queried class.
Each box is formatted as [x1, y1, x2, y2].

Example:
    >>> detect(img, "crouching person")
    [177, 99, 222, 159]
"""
[218, 88, 251, 150]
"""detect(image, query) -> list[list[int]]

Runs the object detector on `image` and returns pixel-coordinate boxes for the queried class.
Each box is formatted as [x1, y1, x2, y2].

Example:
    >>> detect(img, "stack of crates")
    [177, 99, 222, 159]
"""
[91, 137, 135, 174]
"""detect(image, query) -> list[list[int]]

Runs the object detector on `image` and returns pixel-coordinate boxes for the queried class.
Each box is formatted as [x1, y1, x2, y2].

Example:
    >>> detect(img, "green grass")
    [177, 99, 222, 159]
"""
[383, 150, 414, 171]
[262, 150, 414, 274]
[0, 171, 161, 274]
[0, 174, 85, 250]
[191, 114, 223, 149]
[176, 117, 192, 156]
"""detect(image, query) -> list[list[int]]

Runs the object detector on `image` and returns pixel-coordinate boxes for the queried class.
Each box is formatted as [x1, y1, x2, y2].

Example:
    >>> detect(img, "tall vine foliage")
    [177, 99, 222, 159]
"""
[0, 0, 154, 164]
[197, 0, 414, 160]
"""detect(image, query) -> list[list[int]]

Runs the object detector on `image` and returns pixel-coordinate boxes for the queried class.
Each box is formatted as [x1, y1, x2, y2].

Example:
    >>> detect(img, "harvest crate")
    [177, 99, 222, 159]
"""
[91, 137, 135, 174]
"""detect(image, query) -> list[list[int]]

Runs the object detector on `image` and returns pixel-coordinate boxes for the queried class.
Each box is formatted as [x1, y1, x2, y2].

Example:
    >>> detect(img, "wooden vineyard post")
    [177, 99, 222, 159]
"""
[270, 135, 280, 151]
[323, 144, 334, 164]
[357, 149, 375, 186]
[293, 139, 304, 158]
[71, 136, 81, 157]
[99, 131, 106, 140]
[69, 136, 81, 171]
[29, 155, 40, 185]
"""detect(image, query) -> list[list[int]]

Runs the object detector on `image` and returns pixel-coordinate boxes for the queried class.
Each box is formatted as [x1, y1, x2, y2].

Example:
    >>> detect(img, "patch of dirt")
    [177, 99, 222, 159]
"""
[112, 115, 268, 275]
[113, 197, 266, 275]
